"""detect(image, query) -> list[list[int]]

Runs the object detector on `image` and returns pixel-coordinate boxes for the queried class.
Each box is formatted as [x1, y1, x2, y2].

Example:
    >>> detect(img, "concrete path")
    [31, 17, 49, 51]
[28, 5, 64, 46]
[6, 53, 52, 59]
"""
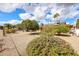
[0, 30, 79, 56]
[8, 31, 40, 56]
[0, 31, 39, 56]
[57, 35, 79, 54]
[0, 36, 19, 56]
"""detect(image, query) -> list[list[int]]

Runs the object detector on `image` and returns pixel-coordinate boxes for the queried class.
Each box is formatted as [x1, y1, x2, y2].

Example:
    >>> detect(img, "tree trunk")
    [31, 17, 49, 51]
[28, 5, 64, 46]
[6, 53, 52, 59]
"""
[3, 26, 6, 36]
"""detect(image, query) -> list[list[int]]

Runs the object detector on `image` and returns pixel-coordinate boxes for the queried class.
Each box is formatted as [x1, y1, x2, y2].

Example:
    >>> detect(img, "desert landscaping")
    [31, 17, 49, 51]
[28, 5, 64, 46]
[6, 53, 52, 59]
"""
[0, 3, 79, 56]
[0, 23, 79, 56]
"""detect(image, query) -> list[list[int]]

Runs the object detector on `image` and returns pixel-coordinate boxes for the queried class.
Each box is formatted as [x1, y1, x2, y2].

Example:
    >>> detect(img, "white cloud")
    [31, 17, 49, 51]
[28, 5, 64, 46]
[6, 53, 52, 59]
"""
[19, 3, 79, 25]
[0, 3, 24, 12]
[0, 3, 79, 25]
[19, 6, 48, 21]
[47, 3, 79, 21]
[0, 3, 78, 19]
[19, 13, 32, 20]
[0, 21, 6, 25]
[8, 20, 20, 25]
[30, 16, 37, 20]
[34, 6, 47, 19]
[0, 20, 20, 25]
[19, 12, 37, 21]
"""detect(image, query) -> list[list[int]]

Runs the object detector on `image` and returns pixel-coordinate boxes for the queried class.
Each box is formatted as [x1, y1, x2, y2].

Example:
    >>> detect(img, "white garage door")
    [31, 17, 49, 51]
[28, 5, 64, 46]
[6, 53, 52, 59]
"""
[75, 29, 79, 36]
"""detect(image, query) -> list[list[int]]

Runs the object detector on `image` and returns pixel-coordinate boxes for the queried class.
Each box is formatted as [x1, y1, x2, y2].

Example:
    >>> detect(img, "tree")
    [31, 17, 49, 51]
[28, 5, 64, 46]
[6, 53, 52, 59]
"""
[0, 26, 3, 30]
[16, 24, 23, 30]
[22, 19, 33, 31]
[3, 26, 6, 36]
[31, 20, 39, 31]
[22, 19, 39, 31]
[76, 19, 79, 28]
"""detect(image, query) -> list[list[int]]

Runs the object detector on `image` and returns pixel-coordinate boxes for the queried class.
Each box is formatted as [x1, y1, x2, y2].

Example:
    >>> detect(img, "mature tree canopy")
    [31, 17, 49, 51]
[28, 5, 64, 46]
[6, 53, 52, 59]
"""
[22, 19, 39, 31]
[16, 24, 23, 30]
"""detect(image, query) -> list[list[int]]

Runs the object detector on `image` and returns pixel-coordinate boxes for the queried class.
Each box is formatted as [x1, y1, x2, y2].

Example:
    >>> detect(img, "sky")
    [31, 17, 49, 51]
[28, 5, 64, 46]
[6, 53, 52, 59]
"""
[0, 3, 79, 25]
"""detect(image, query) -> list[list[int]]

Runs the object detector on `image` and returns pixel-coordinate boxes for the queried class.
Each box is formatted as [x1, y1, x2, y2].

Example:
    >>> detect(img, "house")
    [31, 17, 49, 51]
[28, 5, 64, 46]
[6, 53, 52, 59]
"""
[69, 19, 79, 36]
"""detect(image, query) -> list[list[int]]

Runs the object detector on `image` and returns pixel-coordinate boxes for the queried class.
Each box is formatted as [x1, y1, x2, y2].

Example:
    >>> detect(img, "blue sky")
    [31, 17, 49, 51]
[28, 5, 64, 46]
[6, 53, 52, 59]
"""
[0, 3, 79, 25]
[0, 9, 25, 21]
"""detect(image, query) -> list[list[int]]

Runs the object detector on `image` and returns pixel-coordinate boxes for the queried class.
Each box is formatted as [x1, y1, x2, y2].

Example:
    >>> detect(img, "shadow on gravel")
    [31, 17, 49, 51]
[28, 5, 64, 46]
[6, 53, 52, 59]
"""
[55, 34, 71, 37]
[29, 32, 40, 35]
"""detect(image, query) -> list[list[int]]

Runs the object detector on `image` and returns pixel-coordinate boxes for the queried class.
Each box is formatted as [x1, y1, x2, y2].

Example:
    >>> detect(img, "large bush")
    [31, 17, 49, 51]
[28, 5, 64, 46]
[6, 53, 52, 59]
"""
[41, 24, 70, 35]
[26, 35, 78, 56]
[55, 24, 70, 35]
[26, 24, 78, 56]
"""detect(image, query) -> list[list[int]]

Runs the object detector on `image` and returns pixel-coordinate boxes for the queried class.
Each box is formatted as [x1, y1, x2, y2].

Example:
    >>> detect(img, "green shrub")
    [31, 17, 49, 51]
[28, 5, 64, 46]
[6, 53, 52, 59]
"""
[41, 24, 70, 36]
[6, 28, 16, 33]
[55, 24, 69, 34]
[54, 24, 70, 35]
[26, 35, 78, 56]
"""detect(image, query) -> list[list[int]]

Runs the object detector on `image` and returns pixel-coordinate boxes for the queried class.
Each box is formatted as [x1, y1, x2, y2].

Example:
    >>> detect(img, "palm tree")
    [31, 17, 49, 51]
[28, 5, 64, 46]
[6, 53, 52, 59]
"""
[53, 13, 60, 18]
[2, 25, 6, 36]
[53, 13, 60, 24]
